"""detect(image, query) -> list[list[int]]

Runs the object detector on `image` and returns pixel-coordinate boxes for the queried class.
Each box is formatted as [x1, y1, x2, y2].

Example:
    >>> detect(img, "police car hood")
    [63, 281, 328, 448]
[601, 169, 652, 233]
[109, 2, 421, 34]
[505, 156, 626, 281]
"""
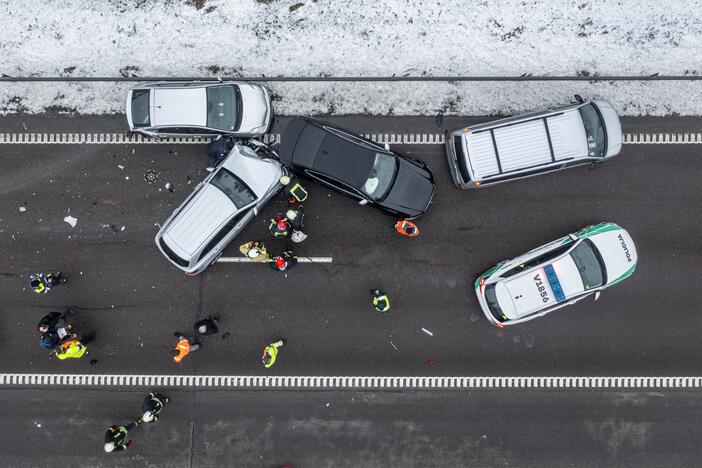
[500, 257, 584, 319]
[589, 229, 638, 284]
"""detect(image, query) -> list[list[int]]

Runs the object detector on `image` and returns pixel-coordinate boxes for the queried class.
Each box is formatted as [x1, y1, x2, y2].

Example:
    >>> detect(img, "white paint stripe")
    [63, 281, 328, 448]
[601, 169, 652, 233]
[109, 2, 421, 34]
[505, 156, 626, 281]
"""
[1, 132, 701, 145]
[1, 374, 701, 388]
[217, 256, 333, 263]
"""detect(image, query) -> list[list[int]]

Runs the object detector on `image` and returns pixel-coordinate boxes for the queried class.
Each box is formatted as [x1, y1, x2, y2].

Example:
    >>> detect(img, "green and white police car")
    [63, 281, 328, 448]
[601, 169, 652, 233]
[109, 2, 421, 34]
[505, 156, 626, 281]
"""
[475, 222, 637, 327]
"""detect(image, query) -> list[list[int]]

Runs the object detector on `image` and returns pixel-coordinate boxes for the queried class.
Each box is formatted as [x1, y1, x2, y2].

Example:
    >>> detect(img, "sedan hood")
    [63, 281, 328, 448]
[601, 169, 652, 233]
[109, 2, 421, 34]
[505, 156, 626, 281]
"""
[238, 84, 270, 133]
[381, 158, 434, 218]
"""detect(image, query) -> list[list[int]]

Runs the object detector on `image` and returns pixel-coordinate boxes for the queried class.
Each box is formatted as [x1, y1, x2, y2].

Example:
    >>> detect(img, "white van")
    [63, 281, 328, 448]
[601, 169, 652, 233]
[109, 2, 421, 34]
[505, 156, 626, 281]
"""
[445, 98, 622, 189]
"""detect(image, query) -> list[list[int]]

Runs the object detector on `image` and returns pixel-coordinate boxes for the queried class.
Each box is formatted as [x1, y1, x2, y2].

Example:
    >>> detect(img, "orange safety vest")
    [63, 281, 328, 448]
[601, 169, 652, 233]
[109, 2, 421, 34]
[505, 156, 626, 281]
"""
[394, 220, 420, 237]
[173, 338, 190, 363]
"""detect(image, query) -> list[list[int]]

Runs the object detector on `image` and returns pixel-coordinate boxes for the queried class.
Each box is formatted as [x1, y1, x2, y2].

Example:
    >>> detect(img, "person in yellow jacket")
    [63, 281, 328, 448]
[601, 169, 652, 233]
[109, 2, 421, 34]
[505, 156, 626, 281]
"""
[53, 334, 94, 360]
[261, 338, 286, 368]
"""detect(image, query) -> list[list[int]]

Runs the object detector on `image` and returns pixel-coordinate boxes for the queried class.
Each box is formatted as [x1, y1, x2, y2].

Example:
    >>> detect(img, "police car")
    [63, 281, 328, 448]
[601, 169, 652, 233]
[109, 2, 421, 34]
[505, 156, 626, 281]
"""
[475, 222, 637, 327]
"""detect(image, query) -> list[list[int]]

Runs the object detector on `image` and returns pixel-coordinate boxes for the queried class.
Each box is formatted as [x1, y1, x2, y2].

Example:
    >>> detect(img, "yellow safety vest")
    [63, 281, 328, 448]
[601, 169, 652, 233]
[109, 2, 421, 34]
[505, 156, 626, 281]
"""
[57, 341, 87, 360]
[373, 294, 390, 312]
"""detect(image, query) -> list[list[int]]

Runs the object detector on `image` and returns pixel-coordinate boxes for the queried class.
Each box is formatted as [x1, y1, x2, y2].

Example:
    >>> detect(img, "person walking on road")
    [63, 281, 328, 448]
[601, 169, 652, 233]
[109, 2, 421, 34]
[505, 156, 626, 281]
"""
[280, 175, 309, 205]
[53, 334, 94, 360]
[104, 421, 139, 452]
[371, 289, 390, 313]
[194, 314, 220, 336]
[269, 249, 298, 272]
[29, 272, 66, 294]
[269, 214, 290, 239]
[141, 392, 170, 423]
[239, 240, 270, 262]
[262, 339, 286, 368]
[173, 333, 200, 363]
[394, 219, 420, 237]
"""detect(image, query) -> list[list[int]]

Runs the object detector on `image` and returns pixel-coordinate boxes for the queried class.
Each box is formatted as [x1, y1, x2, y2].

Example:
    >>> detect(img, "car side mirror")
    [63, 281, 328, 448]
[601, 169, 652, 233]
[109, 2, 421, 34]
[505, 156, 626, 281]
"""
[574, 94, 584, 103]
[588, 161, 598, 171]
[253, 207, 259, 216]
[358, 199, 369, 206]
[568, 234, 577, 241]
[593, 291, 601, 301]
[384, 143, 390, 151]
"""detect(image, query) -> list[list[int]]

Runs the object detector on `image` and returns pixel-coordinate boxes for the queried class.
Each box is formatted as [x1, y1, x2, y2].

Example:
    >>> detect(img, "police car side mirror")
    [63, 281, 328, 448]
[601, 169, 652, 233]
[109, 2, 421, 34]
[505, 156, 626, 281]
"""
[593, 291, 601, 301]
[358, 199, 369, 206]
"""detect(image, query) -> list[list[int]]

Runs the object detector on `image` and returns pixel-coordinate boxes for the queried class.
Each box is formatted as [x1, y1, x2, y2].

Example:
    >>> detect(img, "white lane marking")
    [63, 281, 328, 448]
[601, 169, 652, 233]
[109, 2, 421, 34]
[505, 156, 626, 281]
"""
[217, 256, 333, 263]
[0, 132, 700, 145]
[0, 374, 700, 388]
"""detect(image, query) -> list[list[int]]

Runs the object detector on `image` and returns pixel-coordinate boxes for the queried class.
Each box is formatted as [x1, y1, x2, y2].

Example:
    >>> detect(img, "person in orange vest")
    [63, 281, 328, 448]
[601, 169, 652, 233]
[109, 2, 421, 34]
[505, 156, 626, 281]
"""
[53, 334, 94, 360]
[394, 219, 419, 237]
[172, 333, 200, 363]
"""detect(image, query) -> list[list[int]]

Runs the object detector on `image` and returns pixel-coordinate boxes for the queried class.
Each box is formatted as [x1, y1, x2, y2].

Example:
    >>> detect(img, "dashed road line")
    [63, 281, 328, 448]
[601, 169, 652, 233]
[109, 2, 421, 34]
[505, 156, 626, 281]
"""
[0, 132, 701, 145]
[0, 374, 701, 389]
[217, 256, 333, 263]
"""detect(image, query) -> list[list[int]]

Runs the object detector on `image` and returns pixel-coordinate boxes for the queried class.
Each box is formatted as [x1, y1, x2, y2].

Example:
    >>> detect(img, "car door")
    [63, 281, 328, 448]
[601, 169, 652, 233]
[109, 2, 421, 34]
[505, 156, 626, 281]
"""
[305, 169, 370, 202]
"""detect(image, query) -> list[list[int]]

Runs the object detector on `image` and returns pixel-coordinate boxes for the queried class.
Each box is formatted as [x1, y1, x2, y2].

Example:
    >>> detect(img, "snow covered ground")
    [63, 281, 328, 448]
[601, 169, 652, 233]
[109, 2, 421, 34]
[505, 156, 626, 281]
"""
[2, 0, 702, 116]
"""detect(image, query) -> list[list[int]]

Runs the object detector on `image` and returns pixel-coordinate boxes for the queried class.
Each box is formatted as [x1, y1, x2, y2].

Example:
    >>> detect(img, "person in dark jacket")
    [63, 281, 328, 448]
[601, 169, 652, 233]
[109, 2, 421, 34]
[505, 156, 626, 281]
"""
[141, 392, 170, 423]
[193, 314, 220, 336]
[37, 309, 73, 333]
[38, 309, 75, 349]
[104, 421, 139, 452]
[269, 249, 298, 272]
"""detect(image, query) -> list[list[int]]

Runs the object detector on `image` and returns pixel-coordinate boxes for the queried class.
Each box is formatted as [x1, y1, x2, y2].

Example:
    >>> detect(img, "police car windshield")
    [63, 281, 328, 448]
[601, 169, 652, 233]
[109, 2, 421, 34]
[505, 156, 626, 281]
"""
[570, 239, 604, 290]
[484, 284, 507, 323]
[210, 169, 256, 208]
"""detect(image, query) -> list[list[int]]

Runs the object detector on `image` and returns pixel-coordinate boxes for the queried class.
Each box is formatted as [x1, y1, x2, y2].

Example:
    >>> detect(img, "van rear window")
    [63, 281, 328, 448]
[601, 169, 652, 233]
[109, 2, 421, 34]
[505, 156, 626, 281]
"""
[453, 136, 472, 183]
[159, 238, 189, 268]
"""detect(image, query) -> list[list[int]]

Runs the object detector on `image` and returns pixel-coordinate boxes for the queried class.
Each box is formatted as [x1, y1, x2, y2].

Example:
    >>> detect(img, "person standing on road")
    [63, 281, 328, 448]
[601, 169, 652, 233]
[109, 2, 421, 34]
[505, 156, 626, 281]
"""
[262, 339, 286, 368]
[104, 421, 139, 452]
[239, 241, 270, 262]
[37, 308, 74, 333]
[53, 334, 94, 360]
[173, 333, 200, 363]
[286, 207, 307, 243]
[394, 219, 420, 237]
[269, 214, 290, 239]
[29, 272, 66, 294]
[269, 249, 298, 272]
[280, 175, 309, 205]
[371, 289, 390, 313]
[141, 392, 170, 423]
[193, 314, 220, 336]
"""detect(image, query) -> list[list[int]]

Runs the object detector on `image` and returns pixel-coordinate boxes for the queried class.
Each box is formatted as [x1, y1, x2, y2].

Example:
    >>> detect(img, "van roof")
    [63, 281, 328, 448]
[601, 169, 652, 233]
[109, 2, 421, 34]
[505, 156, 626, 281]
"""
[460, 106, 589, 181]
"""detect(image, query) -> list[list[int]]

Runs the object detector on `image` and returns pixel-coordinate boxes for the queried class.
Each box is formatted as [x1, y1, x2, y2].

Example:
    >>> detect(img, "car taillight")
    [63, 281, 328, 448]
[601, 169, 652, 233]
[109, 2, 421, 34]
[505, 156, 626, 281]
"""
[474, 181, 481, 187]
[479, 277, 487, 293]
[494, 321, 504, 329]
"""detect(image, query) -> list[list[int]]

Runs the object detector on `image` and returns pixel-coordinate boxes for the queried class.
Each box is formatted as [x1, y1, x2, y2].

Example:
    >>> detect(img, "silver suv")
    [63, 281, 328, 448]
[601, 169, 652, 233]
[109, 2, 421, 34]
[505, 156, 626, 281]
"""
[127, 81, 272, 138]
[156, 143, 286, 275]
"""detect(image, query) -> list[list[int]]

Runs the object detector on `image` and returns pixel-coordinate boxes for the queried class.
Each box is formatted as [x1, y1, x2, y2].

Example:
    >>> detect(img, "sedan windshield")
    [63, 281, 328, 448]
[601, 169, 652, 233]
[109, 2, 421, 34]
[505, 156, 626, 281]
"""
[578, 103, 606, 157]
[130, 89, 150, 127]
[569, 239, 605, 290]
[361, 153, 397, 200]
[206, 85, 238, 131]
[210, 169, 256, 208]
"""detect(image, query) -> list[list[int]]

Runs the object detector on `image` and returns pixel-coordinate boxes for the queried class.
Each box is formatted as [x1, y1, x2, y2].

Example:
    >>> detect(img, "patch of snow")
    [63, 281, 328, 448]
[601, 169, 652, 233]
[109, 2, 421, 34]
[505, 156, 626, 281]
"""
[1, 1, 701, 115]
[63, 215, 77, 228]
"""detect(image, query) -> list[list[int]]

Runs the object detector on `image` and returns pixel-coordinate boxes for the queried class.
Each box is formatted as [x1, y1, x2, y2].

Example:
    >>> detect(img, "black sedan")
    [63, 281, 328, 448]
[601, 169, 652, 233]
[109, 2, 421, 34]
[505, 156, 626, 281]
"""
[279, 118, 435, 219]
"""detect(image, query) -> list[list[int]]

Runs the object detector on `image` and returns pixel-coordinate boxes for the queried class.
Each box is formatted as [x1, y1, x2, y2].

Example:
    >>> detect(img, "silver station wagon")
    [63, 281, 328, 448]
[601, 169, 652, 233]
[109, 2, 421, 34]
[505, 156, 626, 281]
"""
[475, 222, 638, 327]
[155, 143, 286, 275]
[446, 98, 623, 189]
[127, 81, 272, 138]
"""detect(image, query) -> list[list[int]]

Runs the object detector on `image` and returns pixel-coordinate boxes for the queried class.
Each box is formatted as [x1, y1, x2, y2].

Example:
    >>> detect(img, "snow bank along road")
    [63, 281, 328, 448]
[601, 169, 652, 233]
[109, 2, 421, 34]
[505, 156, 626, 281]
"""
[3, 1, 702, 115]
[1, 114, 701, 379]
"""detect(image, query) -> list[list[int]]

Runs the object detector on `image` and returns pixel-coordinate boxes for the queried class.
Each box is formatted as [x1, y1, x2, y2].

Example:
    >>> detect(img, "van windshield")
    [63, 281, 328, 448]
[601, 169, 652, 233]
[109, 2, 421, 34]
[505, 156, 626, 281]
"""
[578, 104, 606, 158]
[210, 169, 256, 208]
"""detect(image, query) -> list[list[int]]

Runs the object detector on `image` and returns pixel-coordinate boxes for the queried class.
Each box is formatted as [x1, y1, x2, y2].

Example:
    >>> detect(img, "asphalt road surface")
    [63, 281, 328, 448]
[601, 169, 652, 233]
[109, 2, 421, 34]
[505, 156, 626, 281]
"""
[1, 387, 700, 468]
[1, 114, 701, 376]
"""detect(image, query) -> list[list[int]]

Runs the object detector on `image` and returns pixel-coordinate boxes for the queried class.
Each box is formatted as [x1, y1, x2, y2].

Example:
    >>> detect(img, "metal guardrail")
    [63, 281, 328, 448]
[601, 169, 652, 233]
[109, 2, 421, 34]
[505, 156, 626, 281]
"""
[1, 75, 702, 82]
[1, 374, 700, 388]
